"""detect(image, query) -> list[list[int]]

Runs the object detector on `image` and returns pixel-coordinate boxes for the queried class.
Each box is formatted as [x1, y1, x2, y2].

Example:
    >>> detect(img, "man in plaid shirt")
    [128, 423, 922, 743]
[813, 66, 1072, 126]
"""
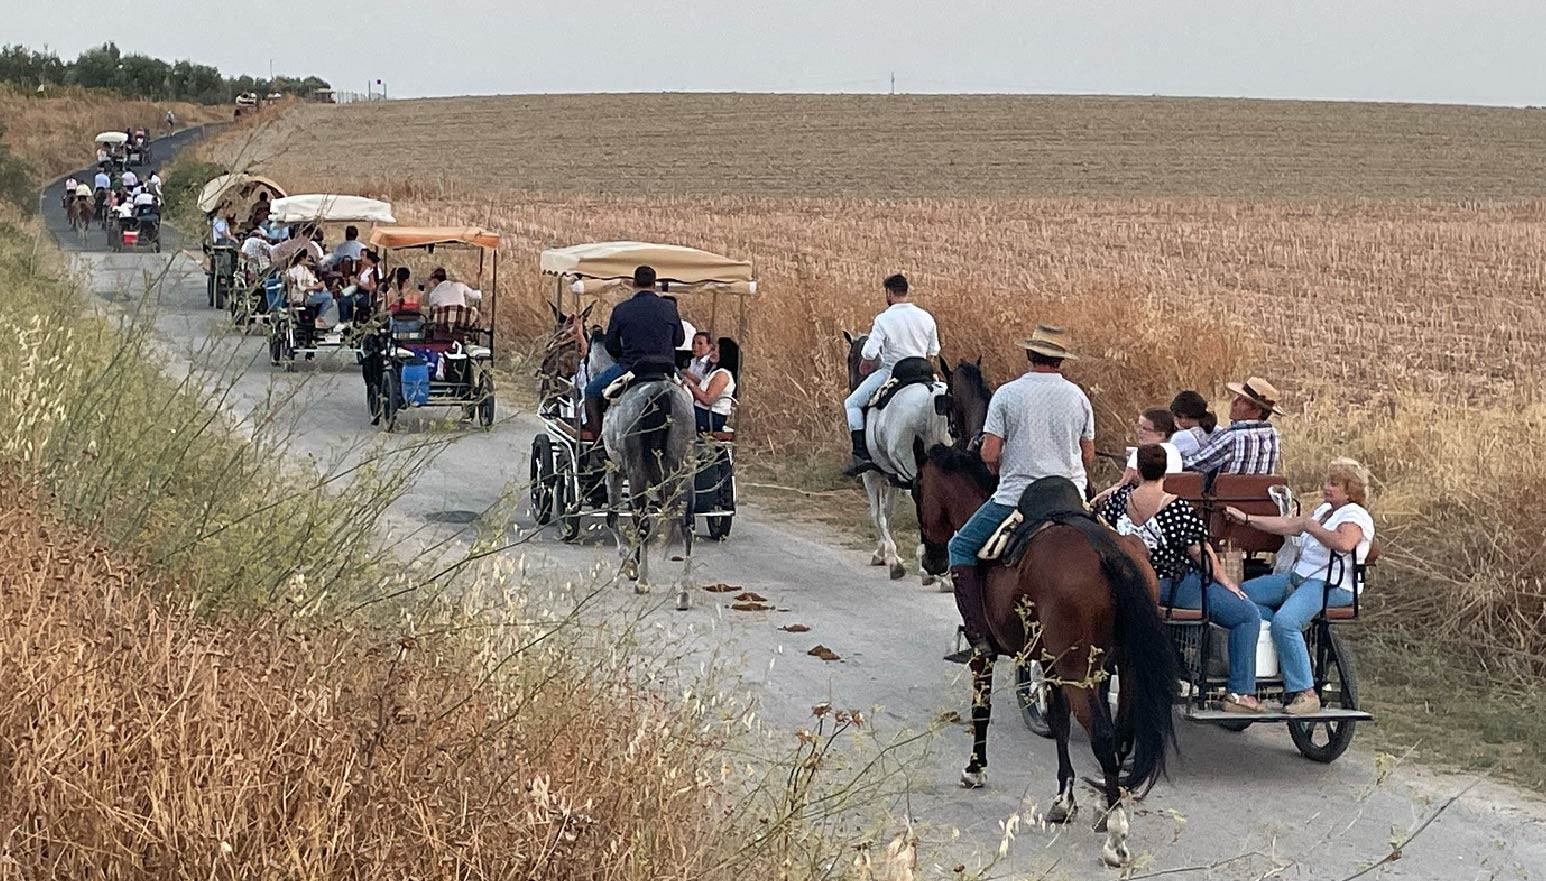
[1183, 376, 1282, 476]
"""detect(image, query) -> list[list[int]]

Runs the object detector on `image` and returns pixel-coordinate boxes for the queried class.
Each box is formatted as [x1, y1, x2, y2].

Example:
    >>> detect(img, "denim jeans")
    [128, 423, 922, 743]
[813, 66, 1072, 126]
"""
[948, 500, 1015, 567]
[695, 408, 728, 433]
[1160, 571, 1263, 695]
[584, 364, 624, 399]
[843, 367, 891, 430]
[1242, 572, 1355, 693]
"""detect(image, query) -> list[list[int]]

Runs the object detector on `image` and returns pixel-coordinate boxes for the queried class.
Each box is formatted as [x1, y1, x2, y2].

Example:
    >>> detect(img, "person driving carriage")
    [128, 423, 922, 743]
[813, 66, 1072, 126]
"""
[581, 264, 683, 433]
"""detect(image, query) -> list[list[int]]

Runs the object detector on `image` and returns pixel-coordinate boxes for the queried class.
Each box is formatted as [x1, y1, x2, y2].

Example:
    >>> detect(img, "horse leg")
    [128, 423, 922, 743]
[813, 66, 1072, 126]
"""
[862, 472, 905, 580]
[1044, 685, 1078, 825]
[676, 488, 693, 611]
[960, 653, 994, 787]
[1080, 686, 1131, 867]
[634, 505, 652, 593]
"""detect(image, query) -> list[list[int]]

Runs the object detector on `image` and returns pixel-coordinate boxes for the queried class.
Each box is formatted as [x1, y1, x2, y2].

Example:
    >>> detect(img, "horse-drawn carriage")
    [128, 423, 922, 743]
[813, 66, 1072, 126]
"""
[530, 242, 753, 544]
[126, 129, 150, 167]
[264, 194, 395, 369]
[360, 226, 499, 431]
[196, 174, 288, 316]
[95, 132, 128, 173]
[108, 203, 162, 252]
[1011, 471, 1373, 764]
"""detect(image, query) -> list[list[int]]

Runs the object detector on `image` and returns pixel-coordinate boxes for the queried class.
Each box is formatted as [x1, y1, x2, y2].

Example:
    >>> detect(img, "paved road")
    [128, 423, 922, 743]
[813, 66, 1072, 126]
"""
[38, 133, 1546, 879]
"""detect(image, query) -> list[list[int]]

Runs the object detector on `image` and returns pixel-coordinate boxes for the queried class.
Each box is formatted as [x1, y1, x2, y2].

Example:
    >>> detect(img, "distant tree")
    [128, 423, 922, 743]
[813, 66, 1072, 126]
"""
[0, 42, 329, 104]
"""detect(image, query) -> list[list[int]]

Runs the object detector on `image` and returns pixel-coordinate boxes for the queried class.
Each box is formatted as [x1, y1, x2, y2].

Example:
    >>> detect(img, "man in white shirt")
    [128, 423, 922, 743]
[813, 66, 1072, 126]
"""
[425, 267, 483, 310]
[146, 171, 162, 198]
[842, 273, 940, 475]
[240, 227, 273, 269]
[121, 169, 139, 189]
[323, 225, 365, 268]
[93, 170, 112, 191]
[211, 213, 233, 245]
[132, 190, 157, 209]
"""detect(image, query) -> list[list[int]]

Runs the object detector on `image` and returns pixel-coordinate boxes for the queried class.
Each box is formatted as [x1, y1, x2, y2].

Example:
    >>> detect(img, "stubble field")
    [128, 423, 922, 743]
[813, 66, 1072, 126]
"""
[202, 94, 1546, 711]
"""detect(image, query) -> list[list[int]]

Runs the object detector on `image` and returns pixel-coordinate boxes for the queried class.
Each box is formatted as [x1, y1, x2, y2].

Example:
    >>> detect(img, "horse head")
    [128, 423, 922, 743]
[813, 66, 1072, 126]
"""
[911, 439, 996, 577]
[941, 358, 993, 450]
[841, 330, 868, 393]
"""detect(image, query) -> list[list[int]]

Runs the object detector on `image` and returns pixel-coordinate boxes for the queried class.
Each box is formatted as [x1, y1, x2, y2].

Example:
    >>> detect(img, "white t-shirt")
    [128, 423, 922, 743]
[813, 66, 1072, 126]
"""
[94, 172, 111, 190]
[1294, 502, 1375, 592]
[1170, 426, 1218, 458]
[985, 370, 1095, 503]
[696, 368, 736, 416]
[121, 171, 138, 188]
[211, 216, 231, 242]
[1125, 442, 1183, 474]
[861, 302, 941, 369]
[679, 320, 697, 352]
[133, 191, 156, 207]
[427, 280, 482, 309]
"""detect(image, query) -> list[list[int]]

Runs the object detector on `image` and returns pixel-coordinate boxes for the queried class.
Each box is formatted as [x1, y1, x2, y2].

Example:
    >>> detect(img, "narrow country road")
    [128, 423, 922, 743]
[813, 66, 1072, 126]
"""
[39, 132, 1546, 879]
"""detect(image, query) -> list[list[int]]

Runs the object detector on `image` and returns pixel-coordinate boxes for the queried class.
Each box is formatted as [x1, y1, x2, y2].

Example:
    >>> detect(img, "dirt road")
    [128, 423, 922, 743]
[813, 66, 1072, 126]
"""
[41, 139, 1546, 879]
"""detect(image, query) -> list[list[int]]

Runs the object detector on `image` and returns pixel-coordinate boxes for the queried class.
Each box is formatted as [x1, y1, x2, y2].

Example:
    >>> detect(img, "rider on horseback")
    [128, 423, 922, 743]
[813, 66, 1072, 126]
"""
[842, 273, 940, 476]
[582, 265, 684, 435]
[944, 324, 1094, 663]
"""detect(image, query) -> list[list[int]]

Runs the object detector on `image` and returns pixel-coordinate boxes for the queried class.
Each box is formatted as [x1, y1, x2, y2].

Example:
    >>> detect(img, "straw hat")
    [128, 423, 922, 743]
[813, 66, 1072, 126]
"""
[1019, 324, 1078, 360]
[1226, 376, 1282, 415]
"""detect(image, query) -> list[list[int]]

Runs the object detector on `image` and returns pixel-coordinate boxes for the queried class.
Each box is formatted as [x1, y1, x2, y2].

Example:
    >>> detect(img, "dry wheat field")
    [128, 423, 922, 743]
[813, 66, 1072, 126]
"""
[205, 94, 1546, 673]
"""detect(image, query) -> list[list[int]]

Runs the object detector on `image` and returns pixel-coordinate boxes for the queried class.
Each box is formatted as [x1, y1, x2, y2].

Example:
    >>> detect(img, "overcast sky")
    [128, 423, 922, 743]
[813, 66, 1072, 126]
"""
[13, 1, 1546, 104]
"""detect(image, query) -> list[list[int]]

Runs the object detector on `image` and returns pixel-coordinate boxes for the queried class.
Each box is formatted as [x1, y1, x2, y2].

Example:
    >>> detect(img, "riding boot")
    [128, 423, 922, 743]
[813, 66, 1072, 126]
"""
[944, 563, 995, 664]
[841, 428, 875, 477]
[583, 396, 606, 440]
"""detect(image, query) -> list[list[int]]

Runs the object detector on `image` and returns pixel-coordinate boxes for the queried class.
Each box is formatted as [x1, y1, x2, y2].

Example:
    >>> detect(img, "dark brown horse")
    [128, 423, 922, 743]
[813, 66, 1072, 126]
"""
[911, 443, 1177, 868]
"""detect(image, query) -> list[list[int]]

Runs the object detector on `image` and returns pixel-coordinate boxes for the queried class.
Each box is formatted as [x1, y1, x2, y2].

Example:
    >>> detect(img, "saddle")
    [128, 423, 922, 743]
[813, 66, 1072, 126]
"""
[866, 356, 938, 411]
[979, 476, 1092, 566]
[602, 368, 675, 402]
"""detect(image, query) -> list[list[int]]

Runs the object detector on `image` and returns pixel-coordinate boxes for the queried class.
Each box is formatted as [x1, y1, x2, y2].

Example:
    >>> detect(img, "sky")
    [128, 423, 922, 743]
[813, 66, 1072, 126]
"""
[12, 1, 1546, 105]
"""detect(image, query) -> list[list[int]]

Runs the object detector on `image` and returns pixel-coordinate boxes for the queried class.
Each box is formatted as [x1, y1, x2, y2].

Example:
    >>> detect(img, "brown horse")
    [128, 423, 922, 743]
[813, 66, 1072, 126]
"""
[911, 442, 1177, 868]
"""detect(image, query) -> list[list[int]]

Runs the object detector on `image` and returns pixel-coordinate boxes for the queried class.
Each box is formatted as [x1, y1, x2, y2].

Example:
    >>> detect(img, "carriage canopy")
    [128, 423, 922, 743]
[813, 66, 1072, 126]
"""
[370, 226, 500, 251]
[197, 173, 288, 214]
[268, 194, 396, 225]
[539, 241, 755, 294]
[94, 131, 129, 145]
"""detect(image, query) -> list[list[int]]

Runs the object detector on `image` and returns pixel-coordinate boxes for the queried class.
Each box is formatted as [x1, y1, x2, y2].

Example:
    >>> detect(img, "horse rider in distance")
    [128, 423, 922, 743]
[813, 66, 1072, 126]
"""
[843, 273, 941, 476]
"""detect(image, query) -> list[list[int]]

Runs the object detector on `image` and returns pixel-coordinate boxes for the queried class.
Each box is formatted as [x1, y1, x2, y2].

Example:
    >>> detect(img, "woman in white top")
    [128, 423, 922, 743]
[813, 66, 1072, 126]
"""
[1168, 390, 1219, 458]
[1226, 458, 1376, 715]
[684, 334, 738, 433]
[1091, 407, 1182, 505]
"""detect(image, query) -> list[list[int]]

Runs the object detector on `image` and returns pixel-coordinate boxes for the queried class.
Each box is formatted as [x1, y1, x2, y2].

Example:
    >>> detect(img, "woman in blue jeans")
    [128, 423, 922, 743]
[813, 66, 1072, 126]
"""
[1100, 445, 1264, 712]
[1226, 458, 1375, 715]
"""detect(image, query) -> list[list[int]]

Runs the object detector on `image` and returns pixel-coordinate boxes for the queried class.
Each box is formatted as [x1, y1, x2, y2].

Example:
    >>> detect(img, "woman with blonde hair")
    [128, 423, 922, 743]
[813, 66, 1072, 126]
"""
[1225, 458, 1375, 714]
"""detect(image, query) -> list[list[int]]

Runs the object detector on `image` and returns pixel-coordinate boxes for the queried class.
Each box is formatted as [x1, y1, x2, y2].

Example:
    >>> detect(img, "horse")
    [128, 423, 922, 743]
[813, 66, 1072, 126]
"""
[68, 197, 93, 237]
[536, 301, 594, 405]
[584, 330, 696, 604]
[911, 445, 1177, 869]
[842, 331, 953, 581]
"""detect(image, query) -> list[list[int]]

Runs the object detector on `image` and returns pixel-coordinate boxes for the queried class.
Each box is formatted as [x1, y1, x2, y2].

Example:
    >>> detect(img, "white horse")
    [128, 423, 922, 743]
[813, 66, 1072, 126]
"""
[843, 332, 954, 581]
[587, 332, 696, 604]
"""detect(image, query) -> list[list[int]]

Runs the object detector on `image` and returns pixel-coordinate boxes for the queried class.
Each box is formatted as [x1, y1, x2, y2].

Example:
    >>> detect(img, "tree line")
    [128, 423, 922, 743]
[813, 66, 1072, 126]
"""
[0, 43, 331, 105]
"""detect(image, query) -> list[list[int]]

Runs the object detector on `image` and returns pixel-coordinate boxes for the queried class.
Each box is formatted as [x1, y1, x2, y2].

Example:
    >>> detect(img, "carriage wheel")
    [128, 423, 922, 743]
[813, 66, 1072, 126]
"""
[268, 326, 283, 366]
[380, 371, 401, 433]
[553, 450, 583, 542]
[707, 514, 733, 540]
[1015, 661, 1055, 739]
[476, 375, 495, 428]
[1289, 627, 1359, 763]
[529, 434, 555, 525]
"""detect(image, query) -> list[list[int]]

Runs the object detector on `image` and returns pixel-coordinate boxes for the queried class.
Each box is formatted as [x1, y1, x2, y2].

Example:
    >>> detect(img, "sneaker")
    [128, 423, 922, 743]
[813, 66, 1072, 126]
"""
[1284, 691, 1321, 715]
[1221, 693, 1263, 714]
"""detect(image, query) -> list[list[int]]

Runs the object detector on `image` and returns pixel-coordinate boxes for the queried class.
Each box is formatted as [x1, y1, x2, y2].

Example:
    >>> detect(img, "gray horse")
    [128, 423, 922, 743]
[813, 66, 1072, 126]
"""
[586, 331, 696, 601]
[842, 331, 954, 582]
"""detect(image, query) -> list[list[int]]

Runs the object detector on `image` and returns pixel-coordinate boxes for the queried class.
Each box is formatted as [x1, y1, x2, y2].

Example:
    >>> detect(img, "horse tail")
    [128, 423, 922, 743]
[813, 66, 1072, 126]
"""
[1066, 517, 1177, 794]
[636, 387, 673, 491]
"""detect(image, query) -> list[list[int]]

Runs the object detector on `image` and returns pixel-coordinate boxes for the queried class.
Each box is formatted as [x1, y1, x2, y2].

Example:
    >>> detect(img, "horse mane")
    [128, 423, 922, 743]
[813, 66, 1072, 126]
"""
[926, 443, 997, 495]
[953, 359, 993, 397]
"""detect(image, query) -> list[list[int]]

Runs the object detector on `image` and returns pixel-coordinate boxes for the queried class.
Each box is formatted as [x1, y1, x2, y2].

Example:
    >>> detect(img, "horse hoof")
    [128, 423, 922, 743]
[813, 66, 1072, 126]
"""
[1100, 842, 1130, 868]
[635, 583, 649, 594]
[959, 768, 987, 789]
[675, 591, 689, 611]
[888, 562, 906, 580]
[869, 555, 885, 567]
[1045, 803, 1076, 825]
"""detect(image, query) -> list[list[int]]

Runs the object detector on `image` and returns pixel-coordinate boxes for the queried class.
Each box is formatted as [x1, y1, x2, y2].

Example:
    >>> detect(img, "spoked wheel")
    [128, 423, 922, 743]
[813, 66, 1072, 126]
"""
[553, 449, 582, 542]
[379, 371, 401, 433]
[476, 375, 495, 428]
[268, 326, 283, 365]
[1015, 661, 1054, 739]
[1289, 627, 1359, 763]
[529, 434, 555, 525]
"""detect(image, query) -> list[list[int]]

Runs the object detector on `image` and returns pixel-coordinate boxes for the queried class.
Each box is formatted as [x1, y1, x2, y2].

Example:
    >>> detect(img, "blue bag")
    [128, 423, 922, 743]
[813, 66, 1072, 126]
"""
[400, 360, 431, 406]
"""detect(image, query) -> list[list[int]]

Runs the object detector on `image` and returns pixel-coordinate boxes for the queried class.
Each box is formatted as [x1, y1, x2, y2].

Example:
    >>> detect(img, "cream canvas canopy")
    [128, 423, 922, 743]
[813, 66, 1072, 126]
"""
[197, 173, 288, 214]
[370, 226, 499, 251]
[268, 194, 396, 225]
[95, 131, 129, 145]
[540, 241, 755, 294]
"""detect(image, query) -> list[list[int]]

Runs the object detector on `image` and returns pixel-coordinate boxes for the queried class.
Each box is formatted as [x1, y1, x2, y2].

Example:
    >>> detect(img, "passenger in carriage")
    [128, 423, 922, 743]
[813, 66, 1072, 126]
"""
[1100, 444, 1264, 712]
[1169, 389, 1220, 458]
[1226, 458, 1375, 715]
[425, 266, 483, 312]
[247, 191, 271, 229]
[355, 249, 381, 316]
[386, 266, 420, 313]
[1091, 407, 1183, 505]
[324, 224, 365, 268]
[1182, 376, 1281, 477]
[240, 227, 273, 271]
[684, 334, 739, 433]
[286, 252, 335, 325]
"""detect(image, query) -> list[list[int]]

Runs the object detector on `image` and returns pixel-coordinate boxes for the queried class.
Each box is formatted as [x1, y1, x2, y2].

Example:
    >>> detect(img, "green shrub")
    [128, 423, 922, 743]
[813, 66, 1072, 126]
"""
[0, 138, 36, 214]
[161, 156, 225, 221]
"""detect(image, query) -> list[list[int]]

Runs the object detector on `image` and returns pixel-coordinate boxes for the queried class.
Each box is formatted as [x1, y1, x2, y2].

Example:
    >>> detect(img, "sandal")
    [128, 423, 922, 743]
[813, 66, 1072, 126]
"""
[1222, 693, 1263, 714]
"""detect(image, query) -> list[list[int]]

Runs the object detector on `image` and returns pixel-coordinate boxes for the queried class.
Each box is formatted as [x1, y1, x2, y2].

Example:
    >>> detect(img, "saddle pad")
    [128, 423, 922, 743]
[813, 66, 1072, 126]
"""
[978, 510, 1026, 561]
[867, 356, 938, 411]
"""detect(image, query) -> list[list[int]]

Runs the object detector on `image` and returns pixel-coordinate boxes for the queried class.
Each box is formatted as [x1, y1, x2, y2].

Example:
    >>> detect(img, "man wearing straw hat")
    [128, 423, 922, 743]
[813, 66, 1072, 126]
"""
[945, 324, 1094, 662]
[1182, 376, 1281, 477]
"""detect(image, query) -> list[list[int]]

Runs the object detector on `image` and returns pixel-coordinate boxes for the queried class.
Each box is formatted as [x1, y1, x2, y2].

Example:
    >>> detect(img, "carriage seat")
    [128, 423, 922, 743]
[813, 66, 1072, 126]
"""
[866, 356, 938, 411]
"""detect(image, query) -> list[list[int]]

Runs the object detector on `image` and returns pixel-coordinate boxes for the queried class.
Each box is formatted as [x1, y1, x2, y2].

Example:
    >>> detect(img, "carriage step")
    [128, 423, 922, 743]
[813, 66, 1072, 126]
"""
[1185, 707, 1373, 725]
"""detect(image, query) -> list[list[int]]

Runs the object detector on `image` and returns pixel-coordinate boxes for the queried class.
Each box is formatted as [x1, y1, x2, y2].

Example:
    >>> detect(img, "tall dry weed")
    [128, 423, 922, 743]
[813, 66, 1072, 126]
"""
[0, 84, 222, 178]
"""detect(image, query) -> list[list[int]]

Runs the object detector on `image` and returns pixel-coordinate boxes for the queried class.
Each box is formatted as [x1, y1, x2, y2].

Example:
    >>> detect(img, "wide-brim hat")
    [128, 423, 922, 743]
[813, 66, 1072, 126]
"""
[1226, 376, 1282, 415]
[1019, 323, 1078, 360]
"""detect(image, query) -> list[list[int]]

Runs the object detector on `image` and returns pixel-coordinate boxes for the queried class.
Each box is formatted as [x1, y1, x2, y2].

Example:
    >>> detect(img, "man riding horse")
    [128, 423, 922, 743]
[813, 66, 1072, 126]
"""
[842, 273, 940, 476]
[582, 265, 685, 434]
[945, 323, 1093, 663]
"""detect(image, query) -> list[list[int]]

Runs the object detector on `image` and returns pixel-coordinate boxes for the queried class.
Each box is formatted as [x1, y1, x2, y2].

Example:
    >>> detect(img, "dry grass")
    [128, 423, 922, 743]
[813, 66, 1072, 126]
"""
[0, 84, 223, 178]
[0, 478, 862, 879]
[201, 94, 1546, 685]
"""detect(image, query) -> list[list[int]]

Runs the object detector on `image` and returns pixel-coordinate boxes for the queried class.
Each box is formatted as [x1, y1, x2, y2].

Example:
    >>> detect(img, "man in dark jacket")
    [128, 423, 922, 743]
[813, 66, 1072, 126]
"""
[582, 265, 683, 431]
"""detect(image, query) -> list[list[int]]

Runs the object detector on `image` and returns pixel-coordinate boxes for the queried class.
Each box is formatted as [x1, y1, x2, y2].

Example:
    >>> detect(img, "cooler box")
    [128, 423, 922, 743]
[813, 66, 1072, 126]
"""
[400, 360, 431, 406]
[1210, 621, 1279, 678]
[122, 229, 138, 245]
[263, 276, 285, 312]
